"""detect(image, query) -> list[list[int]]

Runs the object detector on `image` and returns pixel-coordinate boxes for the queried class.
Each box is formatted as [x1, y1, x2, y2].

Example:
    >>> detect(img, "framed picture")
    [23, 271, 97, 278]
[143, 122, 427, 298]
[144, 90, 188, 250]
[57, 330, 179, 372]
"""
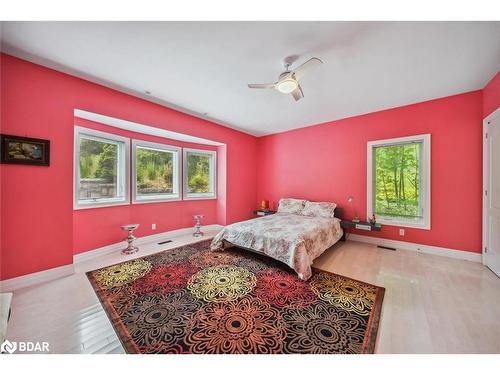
[0, 134, 50, 166]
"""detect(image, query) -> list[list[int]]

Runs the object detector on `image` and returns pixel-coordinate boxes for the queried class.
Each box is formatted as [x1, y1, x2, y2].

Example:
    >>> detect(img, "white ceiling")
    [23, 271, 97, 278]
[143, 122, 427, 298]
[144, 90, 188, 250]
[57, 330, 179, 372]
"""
[2, 22, 499, 136]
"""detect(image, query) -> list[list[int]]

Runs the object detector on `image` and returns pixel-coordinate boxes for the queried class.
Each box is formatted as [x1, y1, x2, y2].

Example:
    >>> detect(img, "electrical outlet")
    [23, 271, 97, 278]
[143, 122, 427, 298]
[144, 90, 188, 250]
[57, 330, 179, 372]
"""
[152, 223, 157, 230]
[399, 228, 405, 236]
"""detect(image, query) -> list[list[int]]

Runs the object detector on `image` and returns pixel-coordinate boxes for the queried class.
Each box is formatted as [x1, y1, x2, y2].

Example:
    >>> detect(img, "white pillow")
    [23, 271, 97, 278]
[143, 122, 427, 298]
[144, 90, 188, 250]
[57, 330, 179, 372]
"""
[301, 201, 337, 218]
[277, 198, 307, 214]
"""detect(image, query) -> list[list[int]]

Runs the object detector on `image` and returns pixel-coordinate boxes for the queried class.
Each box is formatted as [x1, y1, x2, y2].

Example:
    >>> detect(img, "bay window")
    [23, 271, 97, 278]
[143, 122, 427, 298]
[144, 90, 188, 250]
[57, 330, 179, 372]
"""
[74, 127, 217, 208]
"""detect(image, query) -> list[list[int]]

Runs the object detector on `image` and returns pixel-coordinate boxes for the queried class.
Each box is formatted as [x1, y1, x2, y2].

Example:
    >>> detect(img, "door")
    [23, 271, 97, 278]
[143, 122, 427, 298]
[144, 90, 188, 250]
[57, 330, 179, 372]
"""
[485, 108, 500, 277]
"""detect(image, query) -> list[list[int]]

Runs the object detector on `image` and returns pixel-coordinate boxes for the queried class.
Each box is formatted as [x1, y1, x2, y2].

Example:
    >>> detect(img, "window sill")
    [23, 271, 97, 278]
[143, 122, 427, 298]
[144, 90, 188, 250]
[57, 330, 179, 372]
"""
[74, 200, 130, 210]
[183, 195, 217, 201]
[132, 197, 182, 205]
[375, 217, 430, 230]
[74, 195, 218, 210]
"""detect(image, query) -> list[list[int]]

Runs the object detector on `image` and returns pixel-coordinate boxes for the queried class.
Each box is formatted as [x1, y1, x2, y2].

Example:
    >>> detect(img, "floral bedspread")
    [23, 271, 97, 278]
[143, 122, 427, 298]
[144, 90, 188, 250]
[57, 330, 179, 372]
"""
[210, 213, 343, 280]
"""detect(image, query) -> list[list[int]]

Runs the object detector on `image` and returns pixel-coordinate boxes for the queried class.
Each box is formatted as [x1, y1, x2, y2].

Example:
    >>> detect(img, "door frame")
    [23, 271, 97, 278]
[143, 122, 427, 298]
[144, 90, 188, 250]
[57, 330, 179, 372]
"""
[483, 107, 500, 267]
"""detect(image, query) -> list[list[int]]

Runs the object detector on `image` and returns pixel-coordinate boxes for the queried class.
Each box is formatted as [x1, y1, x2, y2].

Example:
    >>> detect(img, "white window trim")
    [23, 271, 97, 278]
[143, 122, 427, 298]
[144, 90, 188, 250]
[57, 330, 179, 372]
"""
[132, 139, 181, 204]
[366, 134, 431, 230]
[74, 126, 130, 210]
[183, 148, 217, 200]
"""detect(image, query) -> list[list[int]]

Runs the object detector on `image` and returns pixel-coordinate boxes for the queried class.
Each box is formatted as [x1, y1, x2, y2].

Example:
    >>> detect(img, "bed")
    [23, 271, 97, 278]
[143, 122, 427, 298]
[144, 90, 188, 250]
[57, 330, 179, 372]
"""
[210, 199, 343, 280]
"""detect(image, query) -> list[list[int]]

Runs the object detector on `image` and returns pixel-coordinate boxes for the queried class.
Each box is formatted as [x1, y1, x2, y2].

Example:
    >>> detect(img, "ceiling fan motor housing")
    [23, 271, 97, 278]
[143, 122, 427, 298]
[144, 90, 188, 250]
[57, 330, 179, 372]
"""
[279, 71, 292, 80]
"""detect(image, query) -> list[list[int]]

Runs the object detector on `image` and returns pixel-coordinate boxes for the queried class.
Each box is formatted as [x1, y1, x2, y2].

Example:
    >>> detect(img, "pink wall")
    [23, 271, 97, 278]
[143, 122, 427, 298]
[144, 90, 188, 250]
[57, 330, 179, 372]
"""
[256, 91, 483, 253]
[1, 54, 257, 280]
[483, 70, 500, 118]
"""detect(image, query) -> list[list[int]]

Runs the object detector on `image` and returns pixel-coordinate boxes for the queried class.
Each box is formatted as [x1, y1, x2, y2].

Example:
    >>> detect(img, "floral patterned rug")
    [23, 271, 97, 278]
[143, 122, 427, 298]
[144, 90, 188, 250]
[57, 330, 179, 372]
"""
[87, 239, 385, 354]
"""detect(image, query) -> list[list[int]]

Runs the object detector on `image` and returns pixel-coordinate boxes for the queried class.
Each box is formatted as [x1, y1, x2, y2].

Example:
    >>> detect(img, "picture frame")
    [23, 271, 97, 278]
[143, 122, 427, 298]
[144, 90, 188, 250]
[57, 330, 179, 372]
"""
[0, 134, 50, 166]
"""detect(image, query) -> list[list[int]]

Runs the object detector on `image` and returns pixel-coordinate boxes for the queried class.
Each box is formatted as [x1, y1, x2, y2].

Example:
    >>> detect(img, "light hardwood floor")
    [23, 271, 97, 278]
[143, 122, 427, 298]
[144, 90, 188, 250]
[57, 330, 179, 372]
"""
[4, 233, 500, 354]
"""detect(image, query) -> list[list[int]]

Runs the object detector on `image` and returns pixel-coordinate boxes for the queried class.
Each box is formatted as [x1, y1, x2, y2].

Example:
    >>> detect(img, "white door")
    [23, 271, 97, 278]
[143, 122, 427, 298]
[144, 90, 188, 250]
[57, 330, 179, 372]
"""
[485, 108, 500, 277]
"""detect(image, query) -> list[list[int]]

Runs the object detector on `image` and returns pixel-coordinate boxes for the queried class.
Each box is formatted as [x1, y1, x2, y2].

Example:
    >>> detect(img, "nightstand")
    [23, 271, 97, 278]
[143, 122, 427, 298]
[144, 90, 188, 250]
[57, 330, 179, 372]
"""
[340, 220, 382, 241]
[253, 209, 276, 217]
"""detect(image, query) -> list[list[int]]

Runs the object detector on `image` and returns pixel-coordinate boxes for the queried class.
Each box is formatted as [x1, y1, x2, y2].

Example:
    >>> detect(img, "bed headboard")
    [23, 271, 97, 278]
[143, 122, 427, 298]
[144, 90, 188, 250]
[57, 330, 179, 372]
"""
[334, 207, 343, 219]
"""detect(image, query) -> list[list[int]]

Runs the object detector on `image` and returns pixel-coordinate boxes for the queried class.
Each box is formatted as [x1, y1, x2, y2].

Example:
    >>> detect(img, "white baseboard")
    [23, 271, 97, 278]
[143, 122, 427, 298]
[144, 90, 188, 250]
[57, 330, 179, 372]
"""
[73, 224, 223, 264]
[347, 233, 483, 263]
[0, 264, 75, 292]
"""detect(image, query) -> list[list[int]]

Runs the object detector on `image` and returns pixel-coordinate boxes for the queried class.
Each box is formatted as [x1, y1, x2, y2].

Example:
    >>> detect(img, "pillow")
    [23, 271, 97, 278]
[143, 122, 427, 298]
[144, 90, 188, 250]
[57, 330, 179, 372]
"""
[301, 201, 337, 218]
[277, 198, 307, 214]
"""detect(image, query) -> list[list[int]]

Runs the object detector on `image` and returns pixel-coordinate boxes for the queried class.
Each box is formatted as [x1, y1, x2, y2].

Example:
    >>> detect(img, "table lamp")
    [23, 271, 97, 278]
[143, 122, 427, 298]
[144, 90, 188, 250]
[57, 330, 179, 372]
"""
[347, 196, 360, 222]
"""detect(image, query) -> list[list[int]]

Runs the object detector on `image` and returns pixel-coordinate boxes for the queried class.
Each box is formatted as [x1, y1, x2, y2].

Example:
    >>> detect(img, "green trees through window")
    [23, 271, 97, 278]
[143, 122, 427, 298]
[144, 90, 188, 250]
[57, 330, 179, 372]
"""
[80, 139, 117, 181]
[187, 153, 211, 193]
[79, 138, 118, 199]
[136, 147, 174, 196]
[76, 127, 217, 207]
[374, 142, 422, 218]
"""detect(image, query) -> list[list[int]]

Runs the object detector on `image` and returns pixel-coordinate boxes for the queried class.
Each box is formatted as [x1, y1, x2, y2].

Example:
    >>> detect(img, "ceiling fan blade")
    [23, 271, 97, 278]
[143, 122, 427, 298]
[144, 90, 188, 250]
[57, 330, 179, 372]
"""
[290, 84, 304, 101]
[248, 83, 276, 89]
[292, 57, 323, 80]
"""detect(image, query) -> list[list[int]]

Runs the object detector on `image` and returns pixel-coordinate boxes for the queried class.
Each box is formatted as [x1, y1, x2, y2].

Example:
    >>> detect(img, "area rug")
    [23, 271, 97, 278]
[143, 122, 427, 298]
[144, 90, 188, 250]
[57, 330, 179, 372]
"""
[87, 239, 385, 354]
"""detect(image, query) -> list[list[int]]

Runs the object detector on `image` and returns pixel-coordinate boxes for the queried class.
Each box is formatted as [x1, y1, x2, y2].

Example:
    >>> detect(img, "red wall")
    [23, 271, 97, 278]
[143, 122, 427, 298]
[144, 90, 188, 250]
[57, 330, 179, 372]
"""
[256, 91, 484, 253]
[483, 71, 500, 118]
[0, 54, 257, 280]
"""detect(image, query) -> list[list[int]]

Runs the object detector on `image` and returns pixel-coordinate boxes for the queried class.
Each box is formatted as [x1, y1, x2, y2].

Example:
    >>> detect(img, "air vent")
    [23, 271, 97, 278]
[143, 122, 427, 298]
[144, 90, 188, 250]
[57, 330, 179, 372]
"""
[158, 240, 173, 245]
[377, 245, 396, 251]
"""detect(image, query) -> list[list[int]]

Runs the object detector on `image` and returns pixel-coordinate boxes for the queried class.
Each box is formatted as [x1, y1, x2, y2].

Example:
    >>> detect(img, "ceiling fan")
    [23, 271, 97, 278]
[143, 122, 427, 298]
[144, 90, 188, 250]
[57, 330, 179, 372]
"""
[248, 57, 323, 101]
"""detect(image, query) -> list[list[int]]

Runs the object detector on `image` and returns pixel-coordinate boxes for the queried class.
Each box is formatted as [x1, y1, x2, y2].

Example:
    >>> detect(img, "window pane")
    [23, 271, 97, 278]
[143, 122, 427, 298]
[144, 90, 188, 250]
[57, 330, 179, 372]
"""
[136, 147, 175, 197]
[79, 138, 118, 200]
[187, 153, 212, 194]
[374, 142, 421, 219]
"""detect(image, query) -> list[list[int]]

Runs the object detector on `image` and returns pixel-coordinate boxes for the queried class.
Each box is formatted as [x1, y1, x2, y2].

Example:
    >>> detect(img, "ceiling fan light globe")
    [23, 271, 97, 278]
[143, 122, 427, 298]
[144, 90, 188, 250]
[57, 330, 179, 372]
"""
[277, 79, 298, 94]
